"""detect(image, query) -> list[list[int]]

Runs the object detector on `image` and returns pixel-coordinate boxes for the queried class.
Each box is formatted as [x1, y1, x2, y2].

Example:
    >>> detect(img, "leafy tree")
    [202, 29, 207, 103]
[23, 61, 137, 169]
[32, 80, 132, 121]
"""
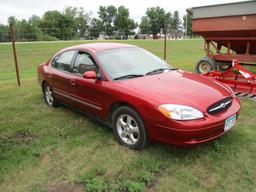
[0, 24, 9, 42]
[139, 7, 171, 35]
[139, 16, 151, 34]
[15, 19, 31, 40]
[183, 13, 194, 38]
[28, 15, 43, 41]
[98, 5, 117, 37]
[115, 6, 137, 37]
[75, 8, 92, 38]
[164, 12, 172, 33]
[172, 10, 181, 33]
[40, 10, 75, 40]
[146, 7, 166, 35]
[64, 6, 91, 38]
[40, 10, 63, 39]
[88, 18, 103, 39]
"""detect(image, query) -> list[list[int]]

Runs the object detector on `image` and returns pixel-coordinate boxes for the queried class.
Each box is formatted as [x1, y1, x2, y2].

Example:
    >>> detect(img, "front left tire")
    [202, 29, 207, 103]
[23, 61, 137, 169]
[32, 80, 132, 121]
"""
[112, 106, 148, 150]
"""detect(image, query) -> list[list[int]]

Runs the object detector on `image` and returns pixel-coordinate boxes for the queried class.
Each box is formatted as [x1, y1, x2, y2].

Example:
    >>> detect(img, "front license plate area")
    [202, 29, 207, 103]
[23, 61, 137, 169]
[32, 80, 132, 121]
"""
[224, 114, 236, 132]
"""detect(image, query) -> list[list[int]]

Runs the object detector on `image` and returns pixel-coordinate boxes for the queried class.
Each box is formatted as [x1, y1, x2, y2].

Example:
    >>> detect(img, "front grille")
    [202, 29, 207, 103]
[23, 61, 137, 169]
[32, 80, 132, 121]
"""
[207, 97, 233, 115]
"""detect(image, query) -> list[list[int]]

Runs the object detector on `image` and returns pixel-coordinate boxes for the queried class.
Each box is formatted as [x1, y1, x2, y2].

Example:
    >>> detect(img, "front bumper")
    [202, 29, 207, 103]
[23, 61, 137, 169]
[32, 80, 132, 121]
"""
[149, 98, 240, 145]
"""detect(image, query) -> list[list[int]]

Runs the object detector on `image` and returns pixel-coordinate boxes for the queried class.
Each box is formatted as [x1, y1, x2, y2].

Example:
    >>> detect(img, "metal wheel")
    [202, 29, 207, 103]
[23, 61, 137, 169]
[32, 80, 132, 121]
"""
[112, 106, 148, 149]
[43, 83, 58, 107]
[195, 56, 216, 74]
[198, 61, 211, 74]
[44, 85, 53, 105]
[116, 114, 140, 145]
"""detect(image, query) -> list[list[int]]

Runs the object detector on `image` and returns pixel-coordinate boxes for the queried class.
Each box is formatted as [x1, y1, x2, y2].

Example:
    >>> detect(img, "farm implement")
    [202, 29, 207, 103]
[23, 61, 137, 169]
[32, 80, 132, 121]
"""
[188, 1, 256, 99]
[203, 59, 256, 99]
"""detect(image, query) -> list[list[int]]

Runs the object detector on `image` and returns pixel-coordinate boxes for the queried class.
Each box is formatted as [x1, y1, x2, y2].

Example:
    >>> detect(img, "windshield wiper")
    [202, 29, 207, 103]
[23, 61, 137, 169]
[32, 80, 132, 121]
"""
[145, 68, 170, 75]
[113, 74, 144, 80]
[145, 68, 178, 76]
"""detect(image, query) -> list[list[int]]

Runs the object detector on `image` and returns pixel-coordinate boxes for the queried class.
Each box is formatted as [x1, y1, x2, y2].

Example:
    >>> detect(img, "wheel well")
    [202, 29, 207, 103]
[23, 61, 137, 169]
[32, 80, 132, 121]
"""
[107, 101, 136, 127]
[42, 80, 47, 91]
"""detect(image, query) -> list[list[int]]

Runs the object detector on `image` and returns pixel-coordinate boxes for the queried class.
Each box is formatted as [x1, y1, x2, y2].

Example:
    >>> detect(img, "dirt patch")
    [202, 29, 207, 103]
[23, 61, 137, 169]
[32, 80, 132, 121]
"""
[0, 131, 38, 146]
[146, 172, 162, 192]
[201, 175, 217, 189]
[8, 131, 38, 144]
[48, 182, 84, 192]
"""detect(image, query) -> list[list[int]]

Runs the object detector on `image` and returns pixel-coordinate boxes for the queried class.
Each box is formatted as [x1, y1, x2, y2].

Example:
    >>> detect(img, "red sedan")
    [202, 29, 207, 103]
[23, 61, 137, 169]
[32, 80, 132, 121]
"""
[38, 43, 240, 149]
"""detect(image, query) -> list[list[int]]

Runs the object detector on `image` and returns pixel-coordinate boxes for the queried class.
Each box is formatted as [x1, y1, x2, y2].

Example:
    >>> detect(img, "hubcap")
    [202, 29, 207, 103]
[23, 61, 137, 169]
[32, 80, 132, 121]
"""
[199, 62, 211, 74]
[116, 114, 139, 145]
[45, 85, 53, 105]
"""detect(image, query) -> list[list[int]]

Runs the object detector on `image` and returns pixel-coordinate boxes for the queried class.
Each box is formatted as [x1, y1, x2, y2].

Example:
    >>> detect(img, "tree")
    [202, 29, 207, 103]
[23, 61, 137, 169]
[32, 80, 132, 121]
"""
[139, 16, 151, 34]
[183, 13, 194, 38]
[139, 7, 171, 36]
[28, 15, 43, 41]
[0, 24, 9, 42]
[164, 12, 172, 33]
[40, 10, 75, 40]
[40, 10, 63, 39]
[15, 19, 31, 40]
[147, 7, 166, 35]
[88, 18, 103, 39]
[75, 8, 92, 38]
[98, 5, 117, 37]
[172, 10, 181, 33]
[114, 6, 137, 37]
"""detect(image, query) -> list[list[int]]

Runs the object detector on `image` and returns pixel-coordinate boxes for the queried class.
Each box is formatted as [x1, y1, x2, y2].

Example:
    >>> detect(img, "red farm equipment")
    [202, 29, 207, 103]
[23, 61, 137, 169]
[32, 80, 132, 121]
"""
[189, 1, 256, 98]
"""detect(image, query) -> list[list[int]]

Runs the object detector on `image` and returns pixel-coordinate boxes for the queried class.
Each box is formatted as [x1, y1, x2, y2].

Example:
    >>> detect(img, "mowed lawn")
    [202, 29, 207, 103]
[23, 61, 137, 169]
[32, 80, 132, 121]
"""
[0, 40, 255, 192]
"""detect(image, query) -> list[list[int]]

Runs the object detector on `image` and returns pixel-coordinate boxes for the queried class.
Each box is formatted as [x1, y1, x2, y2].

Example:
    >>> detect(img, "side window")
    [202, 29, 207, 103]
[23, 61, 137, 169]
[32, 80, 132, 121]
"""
[73, 51, 97, 75]
[52, 50, 76, 72]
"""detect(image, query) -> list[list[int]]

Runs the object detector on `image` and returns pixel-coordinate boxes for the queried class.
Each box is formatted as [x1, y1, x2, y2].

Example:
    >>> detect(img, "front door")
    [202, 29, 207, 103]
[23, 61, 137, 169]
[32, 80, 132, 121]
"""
[70, 51, 108, 118]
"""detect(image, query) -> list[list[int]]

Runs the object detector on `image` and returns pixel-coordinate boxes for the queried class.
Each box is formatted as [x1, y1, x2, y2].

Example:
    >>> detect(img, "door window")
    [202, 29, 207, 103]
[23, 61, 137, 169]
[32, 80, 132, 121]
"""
[73, 51, 97, 75]
[52, 50, 76, 72]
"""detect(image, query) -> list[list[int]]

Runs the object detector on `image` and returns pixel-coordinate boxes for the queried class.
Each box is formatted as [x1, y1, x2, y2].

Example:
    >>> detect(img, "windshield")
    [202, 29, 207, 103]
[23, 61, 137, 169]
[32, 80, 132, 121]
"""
[97, 47, 173, 80]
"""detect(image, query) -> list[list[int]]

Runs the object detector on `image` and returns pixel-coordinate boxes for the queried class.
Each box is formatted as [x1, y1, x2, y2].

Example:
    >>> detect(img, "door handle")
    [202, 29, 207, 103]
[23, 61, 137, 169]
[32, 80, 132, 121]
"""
[70, 80, 76, 86]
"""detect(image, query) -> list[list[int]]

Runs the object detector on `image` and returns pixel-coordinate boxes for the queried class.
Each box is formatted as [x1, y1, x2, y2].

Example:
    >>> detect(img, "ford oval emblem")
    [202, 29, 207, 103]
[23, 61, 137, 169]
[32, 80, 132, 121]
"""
[220, 103, 226, 108]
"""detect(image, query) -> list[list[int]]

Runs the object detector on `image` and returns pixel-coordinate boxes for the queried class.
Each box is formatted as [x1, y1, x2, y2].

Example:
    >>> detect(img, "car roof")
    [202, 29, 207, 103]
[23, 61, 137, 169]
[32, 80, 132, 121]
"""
[61, 43, 136, 53]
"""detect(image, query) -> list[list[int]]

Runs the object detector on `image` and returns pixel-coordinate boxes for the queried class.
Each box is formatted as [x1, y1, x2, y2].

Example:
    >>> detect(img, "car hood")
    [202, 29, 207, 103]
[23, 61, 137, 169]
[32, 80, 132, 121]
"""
[118, 70, 233, 112]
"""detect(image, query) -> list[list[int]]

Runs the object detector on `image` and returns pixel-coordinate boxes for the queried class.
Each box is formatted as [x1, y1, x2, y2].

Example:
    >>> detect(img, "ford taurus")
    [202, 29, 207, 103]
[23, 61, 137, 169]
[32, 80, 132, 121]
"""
[38, 43, 240, 149]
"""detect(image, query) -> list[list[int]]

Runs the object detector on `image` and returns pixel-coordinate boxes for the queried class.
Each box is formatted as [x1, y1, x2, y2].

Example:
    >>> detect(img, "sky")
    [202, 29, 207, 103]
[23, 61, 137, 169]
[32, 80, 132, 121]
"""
[0, 0, 245, 24]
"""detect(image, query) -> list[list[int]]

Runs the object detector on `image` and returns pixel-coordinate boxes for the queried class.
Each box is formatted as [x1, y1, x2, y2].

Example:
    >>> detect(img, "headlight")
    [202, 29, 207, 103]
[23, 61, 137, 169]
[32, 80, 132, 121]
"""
[158, 104, 204, 120]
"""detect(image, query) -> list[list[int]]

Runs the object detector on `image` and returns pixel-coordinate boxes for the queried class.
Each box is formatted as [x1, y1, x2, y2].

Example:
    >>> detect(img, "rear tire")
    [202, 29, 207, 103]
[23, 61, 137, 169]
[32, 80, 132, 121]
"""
[112, 106, 148, 150]
[196, 56, 216, 74]
[43, 83, 58, 107]
[217, 61, 232, 72]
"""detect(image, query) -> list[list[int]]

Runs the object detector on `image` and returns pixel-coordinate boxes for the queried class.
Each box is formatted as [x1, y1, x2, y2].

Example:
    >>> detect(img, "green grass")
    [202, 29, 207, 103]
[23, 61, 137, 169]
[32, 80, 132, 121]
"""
[0, 40, 256, 192]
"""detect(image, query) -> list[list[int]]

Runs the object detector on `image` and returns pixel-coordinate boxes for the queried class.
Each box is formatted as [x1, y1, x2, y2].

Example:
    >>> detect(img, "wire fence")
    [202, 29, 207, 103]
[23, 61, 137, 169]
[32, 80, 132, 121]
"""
[0, 24, 198, 86]
[0, 26, 197, 43]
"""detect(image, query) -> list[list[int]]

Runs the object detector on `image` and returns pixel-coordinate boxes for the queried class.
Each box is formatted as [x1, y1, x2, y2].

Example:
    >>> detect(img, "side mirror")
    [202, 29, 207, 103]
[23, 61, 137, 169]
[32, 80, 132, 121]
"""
[83, 71, 97, 79]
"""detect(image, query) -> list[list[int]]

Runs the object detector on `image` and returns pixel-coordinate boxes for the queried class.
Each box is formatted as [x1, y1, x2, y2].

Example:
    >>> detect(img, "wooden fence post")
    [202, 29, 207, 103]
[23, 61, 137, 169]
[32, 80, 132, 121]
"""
[164, 29, 167, 61]
[9, 23, 20, 86]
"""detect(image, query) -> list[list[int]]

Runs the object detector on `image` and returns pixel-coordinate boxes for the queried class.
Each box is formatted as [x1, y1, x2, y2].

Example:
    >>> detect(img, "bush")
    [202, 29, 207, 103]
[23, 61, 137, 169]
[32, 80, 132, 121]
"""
[41, 34, 59, 41]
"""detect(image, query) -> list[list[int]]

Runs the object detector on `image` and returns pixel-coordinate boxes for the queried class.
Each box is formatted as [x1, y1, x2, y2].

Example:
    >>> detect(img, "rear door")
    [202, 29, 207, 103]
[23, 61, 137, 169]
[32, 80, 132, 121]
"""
[48, 50, 78, 106]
